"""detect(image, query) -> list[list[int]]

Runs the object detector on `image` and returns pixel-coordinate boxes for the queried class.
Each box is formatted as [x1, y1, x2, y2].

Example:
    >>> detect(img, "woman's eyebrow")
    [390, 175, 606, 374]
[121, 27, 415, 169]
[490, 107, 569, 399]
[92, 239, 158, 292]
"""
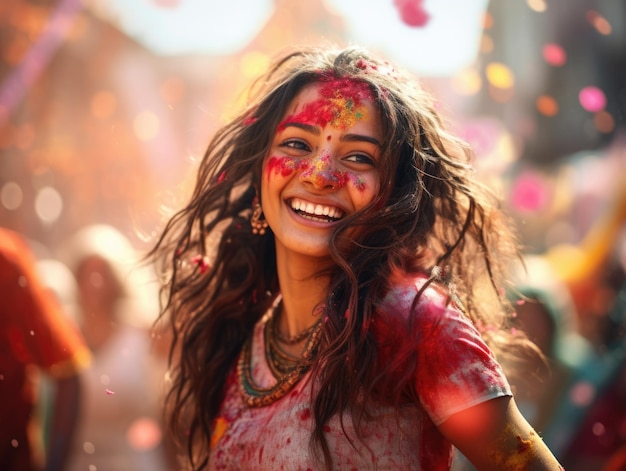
[340, 133, 382, 148]
[279, 121, 320, 135]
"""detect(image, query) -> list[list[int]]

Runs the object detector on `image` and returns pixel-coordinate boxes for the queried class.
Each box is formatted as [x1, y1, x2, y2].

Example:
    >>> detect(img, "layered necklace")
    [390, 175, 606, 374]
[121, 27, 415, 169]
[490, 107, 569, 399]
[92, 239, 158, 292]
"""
[238, 303, 322, 408]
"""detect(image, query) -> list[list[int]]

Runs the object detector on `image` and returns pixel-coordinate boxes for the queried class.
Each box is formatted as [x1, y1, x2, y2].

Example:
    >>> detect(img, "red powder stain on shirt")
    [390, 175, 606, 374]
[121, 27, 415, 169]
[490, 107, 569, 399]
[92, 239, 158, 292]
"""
[323, 425, 331, 433]
[394, 0, 430, 27]
[258, 446, 264, 463]
[300, 408, 311, 420]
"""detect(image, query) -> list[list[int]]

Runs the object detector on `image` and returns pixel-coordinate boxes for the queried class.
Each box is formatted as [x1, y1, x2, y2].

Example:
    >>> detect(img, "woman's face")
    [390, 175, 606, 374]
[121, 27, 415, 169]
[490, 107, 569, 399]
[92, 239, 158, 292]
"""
[261, 78, 383, 260]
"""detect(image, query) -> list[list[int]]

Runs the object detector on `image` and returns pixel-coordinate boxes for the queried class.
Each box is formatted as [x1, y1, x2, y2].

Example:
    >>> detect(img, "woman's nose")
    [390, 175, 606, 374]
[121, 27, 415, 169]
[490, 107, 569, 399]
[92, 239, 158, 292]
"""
[299, 151, 347, 190]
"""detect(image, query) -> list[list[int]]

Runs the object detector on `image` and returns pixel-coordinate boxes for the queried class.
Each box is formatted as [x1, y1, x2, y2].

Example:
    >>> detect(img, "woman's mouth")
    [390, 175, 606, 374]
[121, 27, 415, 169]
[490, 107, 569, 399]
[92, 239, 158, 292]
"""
[289, 197, 344, 223]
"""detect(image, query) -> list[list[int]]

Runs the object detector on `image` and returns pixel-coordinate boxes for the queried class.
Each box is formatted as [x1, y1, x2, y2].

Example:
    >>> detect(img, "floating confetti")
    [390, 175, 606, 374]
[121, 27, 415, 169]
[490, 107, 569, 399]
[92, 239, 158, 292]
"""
[105, 388, 115, 395]
[393, 0, 430, 27]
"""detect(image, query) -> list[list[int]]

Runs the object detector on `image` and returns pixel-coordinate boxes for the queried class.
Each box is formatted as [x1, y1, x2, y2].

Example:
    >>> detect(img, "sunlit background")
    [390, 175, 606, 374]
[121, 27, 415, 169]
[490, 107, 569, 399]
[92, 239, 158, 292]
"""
[1, 0, 625, 323]
[1, 0, 623, 256]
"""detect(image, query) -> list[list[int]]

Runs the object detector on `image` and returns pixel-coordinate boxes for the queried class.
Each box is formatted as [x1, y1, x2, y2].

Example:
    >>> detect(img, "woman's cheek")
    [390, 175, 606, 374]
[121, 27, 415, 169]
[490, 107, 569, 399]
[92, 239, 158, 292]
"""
[265, 155, 304, 180]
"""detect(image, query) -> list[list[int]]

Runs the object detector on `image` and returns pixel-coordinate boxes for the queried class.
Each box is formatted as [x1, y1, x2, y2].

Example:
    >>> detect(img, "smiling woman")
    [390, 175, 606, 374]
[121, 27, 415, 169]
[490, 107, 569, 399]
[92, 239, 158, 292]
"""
[261, 80, 382, 261]
[149, 45, 564, 470]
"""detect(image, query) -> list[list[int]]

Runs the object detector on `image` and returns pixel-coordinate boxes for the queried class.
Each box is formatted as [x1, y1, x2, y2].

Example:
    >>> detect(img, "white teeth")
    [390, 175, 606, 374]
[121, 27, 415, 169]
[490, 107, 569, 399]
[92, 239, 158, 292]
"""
[290, 198, 343, 220]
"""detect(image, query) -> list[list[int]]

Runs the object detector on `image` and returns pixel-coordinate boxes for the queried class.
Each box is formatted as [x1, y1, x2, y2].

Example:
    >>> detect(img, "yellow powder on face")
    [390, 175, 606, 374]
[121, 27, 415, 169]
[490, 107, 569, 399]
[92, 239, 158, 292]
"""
[328, 95, 367, 130]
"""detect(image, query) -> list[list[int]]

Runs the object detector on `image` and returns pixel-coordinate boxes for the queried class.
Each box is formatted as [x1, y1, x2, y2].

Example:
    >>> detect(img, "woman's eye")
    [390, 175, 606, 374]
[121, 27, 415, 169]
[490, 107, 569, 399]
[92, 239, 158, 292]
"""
[281, 139, 310, 152]
[344, 153, 375, 165]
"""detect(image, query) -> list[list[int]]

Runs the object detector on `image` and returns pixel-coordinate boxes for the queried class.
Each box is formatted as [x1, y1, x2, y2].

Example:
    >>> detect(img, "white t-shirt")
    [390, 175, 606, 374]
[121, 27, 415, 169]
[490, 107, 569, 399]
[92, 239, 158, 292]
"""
[209, 275, 511, 470]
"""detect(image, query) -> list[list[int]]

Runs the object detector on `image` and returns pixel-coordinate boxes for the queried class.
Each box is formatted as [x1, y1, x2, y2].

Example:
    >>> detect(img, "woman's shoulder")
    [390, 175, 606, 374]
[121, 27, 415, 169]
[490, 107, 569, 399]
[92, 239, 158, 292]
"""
[375, 270, 457, 326]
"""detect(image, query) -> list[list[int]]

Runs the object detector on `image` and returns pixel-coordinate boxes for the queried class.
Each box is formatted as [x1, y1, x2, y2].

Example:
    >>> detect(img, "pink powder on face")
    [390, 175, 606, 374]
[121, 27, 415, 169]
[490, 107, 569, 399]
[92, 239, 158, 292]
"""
[348, 175, 366, 192]
[277, 76, 374, 132]
[266, 154, 368, 193]
[269, 78, 376, 192]
[299, 152, 348, 189]
[266, 155, 303, 177]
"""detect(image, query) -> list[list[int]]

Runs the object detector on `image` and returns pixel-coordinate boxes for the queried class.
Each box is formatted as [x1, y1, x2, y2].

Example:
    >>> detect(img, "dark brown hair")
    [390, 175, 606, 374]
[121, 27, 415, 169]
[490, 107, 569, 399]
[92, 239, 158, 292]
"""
[150, 45, 527, 470]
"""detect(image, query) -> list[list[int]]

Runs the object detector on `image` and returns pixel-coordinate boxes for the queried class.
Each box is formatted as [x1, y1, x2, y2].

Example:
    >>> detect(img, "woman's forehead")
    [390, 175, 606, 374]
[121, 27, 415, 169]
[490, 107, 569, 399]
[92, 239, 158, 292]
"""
[281, 78, 378, 132]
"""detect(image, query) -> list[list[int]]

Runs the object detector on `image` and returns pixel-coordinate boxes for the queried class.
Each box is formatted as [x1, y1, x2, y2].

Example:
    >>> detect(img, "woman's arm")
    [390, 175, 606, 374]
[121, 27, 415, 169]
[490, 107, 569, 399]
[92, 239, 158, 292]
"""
[439, 396, 564, 471]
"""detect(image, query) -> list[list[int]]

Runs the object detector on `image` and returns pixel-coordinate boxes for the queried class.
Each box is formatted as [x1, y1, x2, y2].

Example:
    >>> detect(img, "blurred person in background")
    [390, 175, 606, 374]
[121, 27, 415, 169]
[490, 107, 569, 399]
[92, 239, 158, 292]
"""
[452, 254, 591, 471]
[0, 227, 90, 471]
[508, 255, 593, 434]
[60, 224, 174, 471]
[542, 236, 626, 471]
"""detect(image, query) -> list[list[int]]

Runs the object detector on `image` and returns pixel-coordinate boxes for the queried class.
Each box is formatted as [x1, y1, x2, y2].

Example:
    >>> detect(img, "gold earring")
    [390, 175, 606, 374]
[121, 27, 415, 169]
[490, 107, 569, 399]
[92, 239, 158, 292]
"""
[251, 203, 268, 235]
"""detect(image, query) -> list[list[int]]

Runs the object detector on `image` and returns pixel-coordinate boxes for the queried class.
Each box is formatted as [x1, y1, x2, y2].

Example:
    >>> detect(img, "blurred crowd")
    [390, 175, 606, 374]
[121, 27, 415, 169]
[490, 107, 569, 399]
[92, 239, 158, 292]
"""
[1, 224, 175, 471]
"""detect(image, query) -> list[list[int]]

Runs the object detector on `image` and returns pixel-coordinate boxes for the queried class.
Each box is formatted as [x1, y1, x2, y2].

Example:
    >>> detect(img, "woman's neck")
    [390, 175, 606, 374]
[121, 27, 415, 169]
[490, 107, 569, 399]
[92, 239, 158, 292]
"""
[274, 247, 331, 337]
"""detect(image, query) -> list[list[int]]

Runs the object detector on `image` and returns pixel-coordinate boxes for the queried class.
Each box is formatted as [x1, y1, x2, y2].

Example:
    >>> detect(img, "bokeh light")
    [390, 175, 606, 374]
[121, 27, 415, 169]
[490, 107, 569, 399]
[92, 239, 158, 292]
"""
[569, 381, 595, 407]
[578, 86, 606, 112]
[1, 182, 24, 210]
[34, 186, 63, 224]
[536, 95, 559, 117]
[586, 10, 612, 35]
[510, 171, 550, 213]
[126, 417, 163, 451]
[527, 0, 547, 12]
[82, 441, 96, 454]
[485, 62, 514, 89]
[542, 43, 567, 67]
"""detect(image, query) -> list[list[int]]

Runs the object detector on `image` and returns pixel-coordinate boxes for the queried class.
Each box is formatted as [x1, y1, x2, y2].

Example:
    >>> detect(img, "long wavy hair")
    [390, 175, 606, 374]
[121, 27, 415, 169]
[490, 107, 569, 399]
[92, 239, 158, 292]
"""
[150, 45, 530, 470]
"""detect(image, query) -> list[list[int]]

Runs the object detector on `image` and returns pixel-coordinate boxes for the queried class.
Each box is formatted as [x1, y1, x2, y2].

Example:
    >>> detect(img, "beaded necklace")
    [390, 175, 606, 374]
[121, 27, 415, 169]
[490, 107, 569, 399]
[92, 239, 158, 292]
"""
[237, 307, 322, 408]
